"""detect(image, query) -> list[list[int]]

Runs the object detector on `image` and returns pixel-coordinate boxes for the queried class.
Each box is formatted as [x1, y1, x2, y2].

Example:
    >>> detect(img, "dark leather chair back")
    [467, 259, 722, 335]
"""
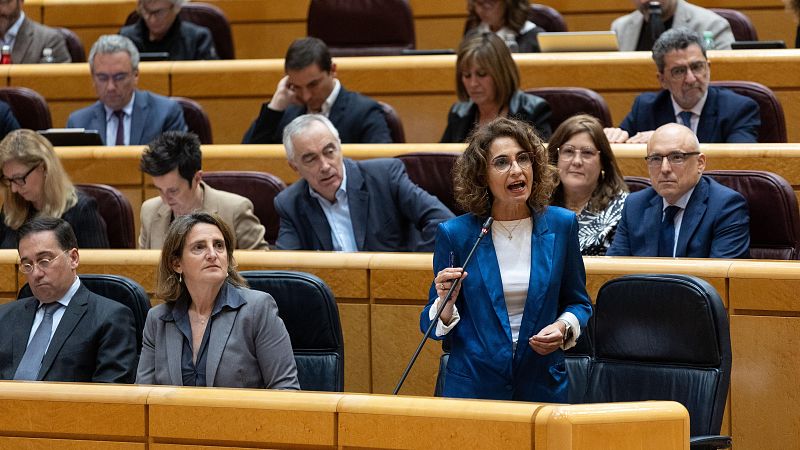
[395, 152, 462, 215]
[705, 170, 800, 260]
[623, 176, 651, 193]
[18, 274, 150, 352]
[126, 2, 235, 59]
[529, 3, 567, 32]
[0, 87, 52, 130]
[710, 81, 786, 143]
[307, 0, 416, 56]
[202, 171, 286, 245]
[587, 274, 731, 446]
[241, 271, 344, 392]
[525, 87, 613, 131]
[379, 101, 405, 143]
[710, 8, 758, 41]
[57, 27, 86, 62]
[171, 96, 212, 144]
[76, 184, 135, 249]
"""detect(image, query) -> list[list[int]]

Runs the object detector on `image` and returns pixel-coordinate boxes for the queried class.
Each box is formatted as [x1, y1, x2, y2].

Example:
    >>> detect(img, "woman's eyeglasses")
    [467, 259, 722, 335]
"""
[557, 146, 599, 162]
[0, 163, 41, 187]
[491, 152, 533, 173]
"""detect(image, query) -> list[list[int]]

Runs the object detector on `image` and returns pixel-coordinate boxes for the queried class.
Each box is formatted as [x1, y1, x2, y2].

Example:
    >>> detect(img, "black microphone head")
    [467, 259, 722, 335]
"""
[481, 217, 494, 235]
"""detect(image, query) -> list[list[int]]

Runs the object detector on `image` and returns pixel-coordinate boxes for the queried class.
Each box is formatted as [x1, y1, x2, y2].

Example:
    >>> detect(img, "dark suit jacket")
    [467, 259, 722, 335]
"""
[607, 176, 750, 258]
[66, 90, 187, 145]
[12, 18, 71, 63]
[420, 210, 592, 402]
[120, 18, 218, 61]
[274, 158, 454, 251]
[242, 86, 392, 144]
[0, 283, 138, 382]
[440, 90, 552, 143]
[0, 100, 20, 139]
[619, 86, 760, 143]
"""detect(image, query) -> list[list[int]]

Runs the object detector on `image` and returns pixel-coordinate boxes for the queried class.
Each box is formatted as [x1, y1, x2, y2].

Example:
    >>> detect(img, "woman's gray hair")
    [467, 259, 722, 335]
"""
[89, 35, 141, 72]
[651, 28, 707, 73]
[281, 114, 341, 160]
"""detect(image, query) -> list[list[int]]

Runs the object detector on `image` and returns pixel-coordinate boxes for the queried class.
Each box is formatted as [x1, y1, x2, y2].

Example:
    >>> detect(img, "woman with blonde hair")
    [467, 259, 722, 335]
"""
[0, 129, 108, 248]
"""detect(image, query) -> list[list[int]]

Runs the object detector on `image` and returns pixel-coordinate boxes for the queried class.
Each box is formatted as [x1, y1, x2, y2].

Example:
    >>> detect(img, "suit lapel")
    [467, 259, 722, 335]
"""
[38, 285, 89, 380]
[299, 185, 334, 250]
[11, 298, 38, 374]
[11, 19, 33, 63]
[675, 177, 709, 257]
[654, 92, 677, 128]
[151, 202, 173, 249]
[476, 232, 512, 343]
[91, 103, 108, 144]
[129, 91, 148, 145]
[164, 321, 183, 385]
[622, 13, 644, 51]
[697, 88, 719, 143]
[205, 307, 239, 387]
[345, 160, 369, 250]
[645, 194, 663, 255]
[328, 87, 350, 125]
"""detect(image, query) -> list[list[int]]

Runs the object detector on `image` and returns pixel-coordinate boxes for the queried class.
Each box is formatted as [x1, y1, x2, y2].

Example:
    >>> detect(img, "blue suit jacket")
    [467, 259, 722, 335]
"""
[420, 209, 592, 402]
[619, 86, 760, 143]
[607, 176, 750, 258]
[274, 158, 453, 251]
[0, 100, 19, 140]
[242, 86, 392, 144]
[66, 90, 187, 145]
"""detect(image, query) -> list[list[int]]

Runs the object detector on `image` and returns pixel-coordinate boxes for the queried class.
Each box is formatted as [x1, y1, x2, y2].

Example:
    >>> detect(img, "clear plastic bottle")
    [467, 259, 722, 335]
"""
[703, 31, 715, 50]
[1, 45, 11, 64]
[40, 47, 55, 63]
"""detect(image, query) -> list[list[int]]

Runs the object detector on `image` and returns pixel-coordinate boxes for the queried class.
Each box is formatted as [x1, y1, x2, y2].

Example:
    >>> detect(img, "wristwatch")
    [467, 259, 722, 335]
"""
[558, 319, 572, 341]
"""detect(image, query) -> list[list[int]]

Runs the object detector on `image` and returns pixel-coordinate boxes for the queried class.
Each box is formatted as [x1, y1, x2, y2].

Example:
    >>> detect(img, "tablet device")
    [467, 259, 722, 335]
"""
[38, 129, 105, 146]
[730, 40, 787, 50]
[139, 52, 170, 61]
[537, 31, 619, 53]
[401, 49, 455, 56]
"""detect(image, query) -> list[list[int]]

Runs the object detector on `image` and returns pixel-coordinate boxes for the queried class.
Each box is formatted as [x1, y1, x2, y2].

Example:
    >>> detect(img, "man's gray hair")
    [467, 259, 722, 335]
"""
[89, 35, 140, 72]
[651, 27, 707, 73]
[282, 114, 341, 160]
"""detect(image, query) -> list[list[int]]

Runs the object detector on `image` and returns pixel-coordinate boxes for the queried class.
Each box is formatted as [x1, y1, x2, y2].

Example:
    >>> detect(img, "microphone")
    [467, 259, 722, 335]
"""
[392, 217, 494, 395]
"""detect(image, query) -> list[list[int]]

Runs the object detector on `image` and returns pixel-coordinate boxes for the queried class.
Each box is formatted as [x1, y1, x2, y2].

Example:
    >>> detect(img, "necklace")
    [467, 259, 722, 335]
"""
[190, 310, 211, 325]
[494, 219, 523, 240]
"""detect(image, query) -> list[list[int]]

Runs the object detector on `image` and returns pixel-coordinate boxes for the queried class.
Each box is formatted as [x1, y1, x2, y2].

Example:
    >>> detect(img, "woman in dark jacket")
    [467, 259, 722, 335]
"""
[120, 0, 218, 60]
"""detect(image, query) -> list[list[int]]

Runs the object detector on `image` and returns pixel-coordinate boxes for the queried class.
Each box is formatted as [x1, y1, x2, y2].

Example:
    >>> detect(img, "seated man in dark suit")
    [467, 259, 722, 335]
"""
[67, 34, 187, 146]
[607, 123, 750, 258]
[604, 27, 760, 144]
[0, 217, 137, 382]
[0, 0, 71, 63]
[242, 37, 392, 145]
[274, 114, 453, 252]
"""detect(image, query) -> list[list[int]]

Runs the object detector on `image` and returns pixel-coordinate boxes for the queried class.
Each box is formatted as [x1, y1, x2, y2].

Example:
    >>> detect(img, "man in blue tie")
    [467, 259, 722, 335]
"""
[0, 217, 137, 382]
[604, 27, 760, 144]
[607, 123, 750, 258]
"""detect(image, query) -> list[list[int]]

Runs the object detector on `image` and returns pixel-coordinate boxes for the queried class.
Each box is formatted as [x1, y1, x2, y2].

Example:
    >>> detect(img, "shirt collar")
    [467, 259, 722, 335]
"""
[308, 160, 348, 205]
[104, 91, 136, 121]
[662, 185, 696, 210]
[319, 79, 341, 116]
[162, 281, 246, 322]
[670, 89, 707, 118]
[40, 276, 80, 309]
[4, 12, 25, 42]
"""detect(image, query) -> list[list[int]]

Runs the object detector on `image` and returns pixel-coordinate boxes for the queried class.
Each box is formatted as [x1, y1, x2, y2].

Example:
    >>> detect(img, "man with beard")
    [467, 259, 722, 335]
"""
[604, 28, 759, 144]
[0, 0, 71, 63]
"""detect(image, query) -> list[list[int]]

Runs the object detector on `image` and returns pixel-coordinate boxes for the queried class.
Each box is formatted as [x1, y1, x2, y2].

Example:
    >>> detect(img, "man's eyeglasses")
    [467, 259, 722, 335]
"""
[667, 60, 709, 81]
[491, 152, 533, 173]
[139, 5, 174, 20]
[92, 72, 133, 84]
[0, 163, 40, 187]
[644, 152, 701, 168]
[19, 250, 69, 274]
[557, 145, 599, 162]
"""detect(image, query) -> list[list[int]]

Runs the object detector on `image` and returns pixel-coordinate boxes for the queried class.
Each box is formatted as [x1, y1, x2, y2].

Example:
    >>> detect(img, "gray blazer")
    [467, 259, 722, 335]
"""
[136, 284, 299, 389]
[12, 18, 71, 64]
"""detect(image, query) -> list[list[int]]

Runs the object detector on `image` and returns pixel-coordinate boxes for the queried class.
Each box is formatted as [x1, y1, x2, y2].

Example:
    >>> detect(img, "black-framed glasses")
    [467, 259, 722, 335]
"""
[644, 152, 701, 168]
[19, 250, 69, 274]
[557, 145, 599, 162]
[139, 4, 174, 20]
[490, 152, 533, 173]
[92, 72, 134, 84]
[667, 61, 709, 81]
[1, 163, 40, 187]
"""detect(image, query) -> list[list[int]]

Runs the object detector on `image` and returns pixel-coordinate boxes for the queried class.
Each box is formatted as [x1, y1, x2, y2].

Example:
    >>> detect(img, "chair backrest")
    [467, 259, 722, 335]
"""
[201, 171, 286, 245]
[378, 101, 406, 143]
[585, 274, 731, 439]
[125, 2, 235, 59]
[18, 274, 151, 352]
[0, 87, 52, 130]
[524, 87, 613, 131]
[75, 184, 135, 249]
[395, 152, 462, 215]
[710, 81, 786, 143]
[623, 176, 651, 193]
[57, 27, 86, 62]
[241, 271, 344, 392]
[705, 170, 800, 260]
[171, 96, 212, 144]
[529, 3, 567, 32]
[710, 8, 758, 41]
[307, 0, 415, 56]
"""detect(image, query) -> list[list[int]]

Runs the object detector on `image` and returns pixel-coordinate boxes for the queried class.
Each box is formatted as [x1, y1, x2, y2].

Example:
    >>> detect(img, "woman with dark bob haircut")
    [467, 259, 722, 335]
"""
[440, 32, 551, 144]
[548, 114, 629, 256]
[421, 117, 591, 402]
[136, 211, 299, 389]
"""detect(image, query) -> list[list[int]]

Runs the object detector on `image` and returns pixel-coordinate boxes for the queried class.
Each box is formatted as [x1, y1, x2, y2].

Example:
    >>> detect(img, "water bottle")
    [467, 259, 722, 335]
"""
[703, 31, 715, 50]
[1, 45, 11, 65]
[40, 47, 55, 63]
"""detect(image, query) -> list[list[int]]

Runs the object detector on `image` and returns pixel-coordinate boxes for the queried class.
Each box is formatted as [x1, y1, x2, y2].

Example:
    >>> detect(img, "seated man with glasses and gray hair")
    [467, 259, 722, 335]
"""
[607, 122, 750, 258]
[604, 27, 760, 144]
[67, 34, 187, 146]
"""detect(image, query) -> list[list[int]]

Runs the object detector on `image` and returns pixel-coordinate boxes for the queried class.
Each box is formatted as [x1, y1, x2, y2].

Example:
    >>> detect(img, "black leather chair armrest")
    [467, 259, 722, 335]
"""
[690, 435, 732, 449]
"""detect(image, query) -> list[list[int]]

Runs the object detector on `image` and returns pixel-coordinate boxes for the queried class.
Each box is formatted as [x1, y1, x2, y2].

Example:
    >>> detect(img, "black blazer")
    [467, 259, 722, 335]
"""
[242, 86, 392, 144]
[120, 18, 218, 61]
[0, 283, 138, 382]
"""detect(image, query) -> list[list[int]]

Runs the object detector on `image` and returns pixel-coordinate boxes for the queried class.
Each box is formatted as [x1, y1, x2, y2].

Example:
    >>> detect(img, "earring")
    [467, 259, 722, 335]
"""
[601, 169, 606, 179]
[178, 273, 182, 283]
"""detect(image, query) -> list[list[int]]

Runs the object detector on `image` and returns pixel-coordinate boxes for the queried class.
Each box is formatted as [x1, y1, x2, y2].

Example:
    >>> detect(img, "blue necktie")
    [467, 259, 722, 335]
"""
[678, 111, 693, 128]
[114, 110, 125, 146]
[658, 205, 681, 257]
[14, 302, 62, 380]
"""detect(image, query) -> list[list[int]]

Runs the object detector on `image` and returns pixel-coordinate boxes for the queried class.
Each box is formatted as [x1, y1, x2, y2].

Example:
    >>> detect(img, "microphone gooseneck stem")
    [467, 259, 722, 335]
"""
[392, 217, 494, 395]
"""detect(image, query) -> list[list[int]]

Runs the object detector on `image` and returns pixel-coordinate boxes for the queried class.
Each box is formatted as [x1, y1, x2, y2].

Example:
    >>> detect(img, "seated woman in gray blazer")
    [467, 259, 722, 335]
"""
[136, 211, 299, 389]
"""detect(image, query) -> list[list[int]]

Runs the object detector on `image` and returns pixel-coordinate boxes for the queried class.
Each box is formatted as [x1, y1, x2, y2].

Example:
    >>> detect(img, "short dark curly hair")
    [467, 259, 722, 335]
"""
[453, 117, 556, 217]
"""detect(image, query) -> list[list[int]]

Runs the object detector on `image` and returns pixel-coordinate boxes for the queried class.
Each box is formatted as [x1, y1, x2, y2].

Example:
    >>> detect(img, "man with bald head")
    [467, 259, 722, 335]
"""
[607, 123, 750, 258]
